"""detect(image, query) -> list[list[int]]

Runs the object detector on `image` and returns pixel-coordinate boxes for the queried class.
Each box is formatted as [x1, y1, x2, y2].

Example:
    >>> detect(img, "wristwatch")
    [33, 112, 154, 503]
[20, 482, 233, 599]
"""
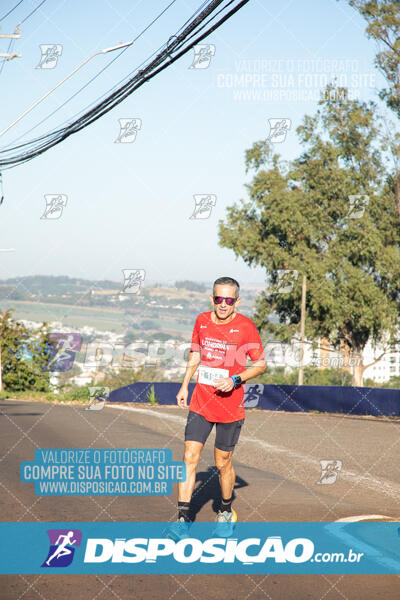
[230, 375, 242, 389]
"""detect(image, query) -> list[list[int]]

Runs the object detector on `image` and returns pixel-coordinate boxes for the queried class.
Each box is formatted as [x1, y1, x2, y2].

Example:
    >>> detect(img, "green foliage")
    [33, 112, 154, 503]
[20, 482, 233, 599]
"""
[257, 367, 353, 386]
[123, 330, 138, 345]
[219, 85, 400, 385]
[0, 389, 55, 401]
[302, 367, 353, 386]
[349, 1, 400, 218]
[55, 363, 82, 391]
[90, 369, 135, 391]
[0, 309, 51, 392]
[364, 374, 400, 388]
[65, 386, 91, 401]
[101, 365, 165, 391]
[256, 367, 297, 385]
[384, 374, 400, 388]
[350, 1, 400, 117]
[141, 319, 158, 329]
[147, 332, 175, 342]
[146, 384, 159, 405]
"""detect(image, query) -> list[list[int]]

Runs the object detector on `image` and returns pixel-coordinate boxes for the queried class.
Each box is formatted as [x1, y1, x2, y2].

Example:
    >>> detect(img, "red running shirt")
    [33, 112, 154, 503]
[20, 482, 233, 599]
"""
[189, 311, 265, 423]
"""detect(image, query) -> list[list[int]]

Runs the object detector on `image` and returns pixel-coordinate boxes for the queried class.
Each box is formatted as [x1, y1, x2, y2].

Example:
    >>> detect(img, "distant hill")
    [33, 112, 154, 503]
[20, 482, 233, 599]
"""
[0, 275, 119, 296]
[0, 275, 261, 335]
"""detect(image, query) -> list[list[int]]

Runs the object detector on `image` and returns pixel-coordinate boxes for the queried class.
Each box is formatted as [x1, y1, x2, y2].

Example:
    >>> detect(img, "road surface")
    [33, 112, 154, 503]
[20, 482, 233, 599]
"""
[1, 398, 399, 599]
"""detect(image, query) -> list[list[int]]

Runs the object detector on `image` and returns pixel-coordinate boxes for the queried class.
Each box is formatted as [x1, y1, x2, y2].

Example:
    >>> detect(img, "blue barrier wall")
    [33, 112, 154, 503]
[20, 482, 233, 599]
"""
[109, 382, 400, 417]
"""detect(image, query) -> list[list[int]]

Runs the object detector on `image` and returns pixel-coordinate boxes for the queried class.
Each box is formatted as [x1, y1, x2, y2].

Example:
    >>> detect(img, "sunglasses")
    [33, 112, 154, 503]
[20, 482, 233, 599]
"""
[213, 296, 237, 306]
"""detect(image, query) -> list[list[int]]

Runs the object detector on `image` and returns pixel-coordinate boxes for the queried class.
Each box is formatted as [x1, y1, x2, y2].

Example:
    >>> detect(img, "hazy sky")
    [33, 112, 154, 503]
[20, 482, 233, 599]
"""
[0, 0, 386, 288]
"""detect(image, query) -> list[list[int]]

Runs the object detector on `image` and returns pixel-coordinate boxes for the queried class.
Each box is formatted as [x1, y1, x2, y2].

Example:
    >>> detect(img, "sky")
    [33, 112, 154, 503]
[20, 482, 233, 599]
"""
[0, 0, 388, 288]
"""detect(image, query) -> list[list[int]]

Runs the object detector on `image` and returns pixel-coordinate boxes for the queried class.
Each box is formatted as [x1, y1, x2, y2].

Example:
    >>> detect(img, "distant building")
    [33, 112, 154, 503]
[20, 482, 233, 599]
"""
[311, 336, 400, 383]
[363, 340, 400, 383]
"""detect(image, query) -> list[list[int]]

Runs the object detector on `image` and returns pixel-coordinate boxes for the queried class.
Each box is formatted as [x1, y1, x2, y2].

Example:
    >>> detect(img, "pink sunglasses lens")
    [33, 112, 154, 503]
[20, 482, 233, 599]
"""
[214, 296, 236, 305]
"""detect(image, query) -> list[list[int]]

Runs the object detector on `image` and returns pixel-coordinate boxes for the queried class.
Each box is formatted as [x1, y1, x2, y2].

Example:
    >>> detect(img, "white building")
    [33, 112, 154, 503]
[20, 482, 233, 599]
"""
[362, 340, 400, 383]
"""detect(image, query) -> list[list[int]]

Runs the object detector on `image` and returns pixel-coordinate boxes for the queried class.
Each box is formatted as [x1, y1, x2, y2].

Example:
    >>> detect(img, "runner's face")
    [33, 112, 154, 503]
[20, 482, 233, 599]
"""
[210, 284, 240, 320]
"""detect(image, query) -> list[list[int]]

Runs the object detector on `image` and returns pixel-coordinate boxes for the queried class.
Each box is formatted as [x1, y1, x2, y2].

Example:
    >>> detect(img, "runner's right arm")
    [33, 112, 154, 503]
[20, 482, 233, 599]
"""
[176, 351, 200, 408]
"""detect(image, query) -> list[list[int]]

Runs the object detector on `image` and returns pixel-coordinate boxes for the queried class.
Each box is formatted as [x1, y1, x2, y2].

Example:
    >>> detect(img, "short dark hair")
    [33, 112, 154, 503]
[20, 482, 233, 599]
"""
[213, 277, 240, 298]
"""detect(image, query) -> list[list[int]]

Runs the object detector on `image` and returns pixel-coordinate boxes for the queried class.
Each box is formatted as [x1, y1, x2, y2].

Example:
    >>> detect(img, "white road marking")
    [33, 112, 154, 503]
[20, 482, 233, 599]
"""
[335, 515, 397, 522]
[107, 404, 187, 423]
[107, 404, 400, 501]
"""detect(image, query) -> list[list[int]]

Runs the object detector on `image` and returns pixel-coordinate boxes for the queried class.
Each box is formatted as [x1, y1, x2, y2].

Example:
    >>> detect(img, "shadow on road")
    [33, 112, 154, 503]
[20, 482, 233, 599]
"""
[188, 466, 248, 521]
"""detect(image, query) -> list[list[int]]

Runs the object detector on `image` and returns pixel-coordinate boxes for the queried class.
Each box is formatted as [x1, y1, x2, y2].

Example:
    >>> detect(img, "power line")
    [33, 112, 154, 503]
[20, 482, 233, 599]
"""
[1, 0, 180, 149]
[0, 0, 250, 169]
[1, 0, 208, 149]
[3, 0, 222, 154]
[18, 0, 47, 25]
[0, 0, 46, 27]
[0, 0, 24, 24]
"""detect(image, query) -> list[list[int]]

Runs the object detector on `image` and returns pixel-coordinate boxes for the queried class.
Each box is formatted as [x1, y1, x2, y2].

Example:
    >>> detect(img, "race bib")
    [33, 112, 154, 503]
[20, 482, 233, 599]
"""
[198, 366, 229, 386]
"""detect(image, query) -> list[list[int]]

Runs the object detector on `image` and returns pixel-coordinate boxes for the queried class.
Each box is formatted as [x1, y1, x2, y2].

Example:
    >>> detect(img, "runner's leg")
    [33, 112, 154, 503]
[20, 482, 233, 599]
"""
[175, 412, 214, 522]
[179, 440, 203, 503]
[214, 419, 244, 515]
[214, 447, 235, 502]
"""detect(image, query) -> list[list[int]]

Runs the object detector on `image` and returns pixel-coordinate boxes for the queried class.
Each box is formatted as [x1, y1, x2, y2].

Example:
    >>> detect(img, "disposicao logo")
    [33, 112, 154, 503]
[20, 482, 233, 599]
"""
[41, 529, 82, 568]
[83, 536, 314, 564]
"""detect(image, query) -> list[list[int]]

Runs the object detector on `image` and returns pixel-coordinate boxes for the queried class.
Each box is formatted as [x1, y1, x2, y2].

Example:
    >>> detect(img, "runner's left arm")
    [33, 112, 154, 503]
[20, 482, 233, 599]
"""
[238, 324, 266, 382]
[236, 356, 267, 383]
[214, 325, 266, 392]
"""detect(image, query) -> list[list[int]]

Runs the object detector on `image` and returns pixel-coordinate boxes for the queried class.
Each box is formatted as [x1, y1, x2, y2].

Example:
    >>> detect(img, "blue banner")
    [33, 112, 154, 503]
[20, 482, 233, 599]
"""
[109, 382, 400, 417]
[0, 522, 399, 574]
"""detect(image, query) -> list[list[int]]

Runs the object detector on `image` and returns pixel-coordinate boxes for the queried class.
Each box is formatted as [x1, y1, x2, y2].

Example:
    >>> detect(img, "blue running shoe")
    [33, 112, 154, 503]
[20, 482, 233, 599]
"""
[164, 517, 191, 542]
[212, 508, 237, 538]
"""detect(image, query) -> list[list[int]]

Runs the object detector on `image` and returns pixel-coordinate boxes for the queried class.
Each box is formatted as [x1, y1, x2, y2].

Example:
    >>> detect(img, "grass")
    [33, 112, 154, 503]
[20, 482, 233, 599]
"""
[0, 384, 161, 406]
[146, 385, 159, 405]
[0, 387, 91, 405]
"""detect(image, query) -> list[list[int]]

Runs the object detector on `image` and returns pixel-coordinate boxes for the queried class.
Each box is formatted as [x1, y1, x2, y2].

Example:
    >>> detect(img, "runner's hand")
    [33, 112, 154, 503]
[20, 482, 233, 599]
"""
[214, 377, 234, 393]
[176, 386, 188, 408]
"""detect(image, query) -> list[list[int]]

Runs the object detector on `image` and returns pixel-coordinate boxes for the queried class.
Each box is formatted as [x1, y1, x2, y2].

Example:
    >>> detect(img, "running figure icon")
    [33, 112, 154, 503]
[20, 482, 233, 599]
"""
[45, 531, 77, 566]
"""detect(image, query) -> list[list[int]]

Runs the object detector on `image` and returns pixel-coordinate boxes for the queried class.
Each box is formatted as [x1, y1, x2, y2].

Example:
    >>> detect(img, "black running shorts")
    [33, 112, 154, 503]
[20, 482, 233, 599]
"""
[184, 411, 244, 451]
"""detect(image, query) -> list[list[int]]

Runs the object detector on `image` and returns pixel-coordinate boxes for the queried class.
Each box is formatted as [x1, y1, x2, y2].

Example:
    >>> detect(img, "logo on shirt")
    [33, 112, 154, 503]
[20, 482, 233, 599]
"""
[229, 329, 239, 333]
[200, 325, 207, 329]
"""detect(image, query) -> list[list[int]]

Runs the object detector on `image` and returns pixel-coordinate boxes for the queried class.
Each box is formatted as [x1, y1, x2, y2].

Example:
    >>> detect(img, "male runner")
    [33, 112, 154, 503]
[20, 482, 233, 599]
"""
[172, 276, 266, 535]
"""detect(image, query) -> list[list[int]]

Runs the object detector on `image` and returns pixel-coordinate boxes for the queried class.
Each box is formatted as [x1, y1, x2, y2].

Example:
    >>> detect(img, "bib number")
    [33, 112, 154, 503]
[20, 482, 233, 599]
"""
[198, 366, 229, 386]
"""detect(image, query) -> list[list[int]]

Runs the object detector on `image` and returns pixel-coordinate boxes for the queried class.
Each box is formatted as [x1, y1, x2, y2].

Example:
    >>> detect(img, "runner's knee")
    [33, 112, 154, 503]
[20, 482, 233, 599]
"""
[215, 451, 232, 472]
[184, 448, 201, 467]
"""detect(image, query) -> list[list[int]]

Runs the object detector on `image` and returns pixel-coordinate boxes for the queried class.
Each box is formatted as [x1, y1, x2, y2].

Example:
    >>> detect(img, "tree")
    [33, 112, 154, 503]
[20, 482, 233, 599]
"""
[257, 366, 352, 386]
[218, 85, 400, 386]
[350, 1, 400, 117]
[350, 0, 400, 216]
[0, 309, 51, 392]
[140, 319, 158, 329]
[101, 365, 166, 390]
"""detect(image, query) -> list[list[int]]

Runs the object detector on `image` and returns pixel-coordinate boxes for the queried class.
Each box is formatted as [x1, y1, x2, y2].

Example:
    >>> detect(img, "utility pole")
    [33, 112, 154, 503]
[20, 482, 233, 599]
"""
[298, 274, 307, 385]
[0, 26, 21, 61]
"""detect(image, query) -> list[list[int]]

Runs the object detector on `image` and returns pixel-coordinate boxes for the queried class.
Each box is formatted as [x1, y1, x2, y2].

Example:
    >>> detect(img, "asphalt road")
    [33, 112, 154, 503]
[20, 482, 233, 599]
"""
[1, 398, 399, 599]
